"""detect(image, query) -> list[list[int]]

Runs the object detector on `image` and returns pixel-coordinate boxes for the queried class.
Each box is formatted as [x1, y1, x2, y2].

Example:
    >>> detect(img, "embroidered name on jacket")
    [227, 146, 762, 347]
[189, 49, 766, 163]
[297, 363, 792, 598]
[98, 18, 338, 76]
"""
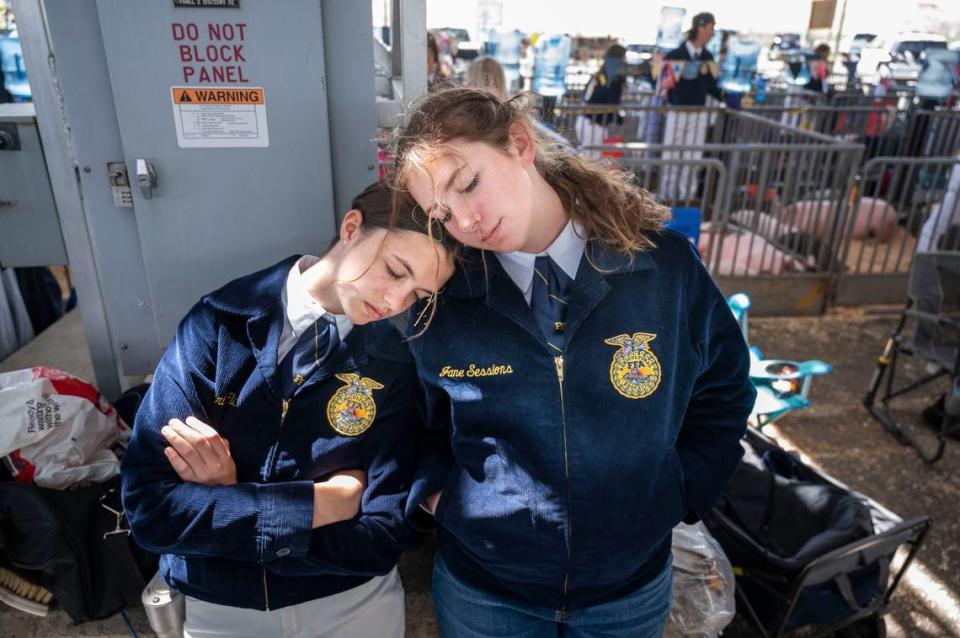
[213, 392, 238, 407]
[326, 373, 384, 436]
[604, 333, 662, 399]
[438, 364, 514, 379]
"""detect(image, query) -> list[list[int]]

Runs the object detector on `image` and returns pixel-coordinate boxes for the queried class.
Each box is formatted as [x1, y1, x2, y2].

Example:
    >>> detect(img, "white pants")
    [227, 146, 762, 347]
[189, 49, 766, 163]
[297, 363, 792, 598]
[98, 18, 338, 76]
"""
[183, 568, 405, 638]
[574, 114, 612, 159]
[659, 110, 709, 203]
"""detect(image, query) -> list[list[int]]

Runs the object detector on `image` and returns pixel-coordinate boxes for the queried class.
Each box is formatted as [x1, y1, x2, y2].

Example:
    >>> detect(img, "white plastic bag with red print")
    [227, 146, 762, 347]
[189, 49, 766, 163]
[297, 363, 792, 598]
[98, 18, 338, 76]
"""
[0, 367, 130, 489]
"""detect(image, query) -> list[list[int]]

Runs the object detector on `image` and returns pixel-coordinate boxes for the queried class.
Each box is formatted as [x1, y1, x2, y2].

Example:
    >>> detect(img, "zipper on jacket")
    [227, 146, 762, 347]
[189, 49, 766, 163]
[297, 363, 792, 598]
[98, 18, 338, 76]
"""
[263, 398, 291, 480]
[262, 397, 290, 611]
[554, 355, 573, 612]
[262, 569, 270, 611]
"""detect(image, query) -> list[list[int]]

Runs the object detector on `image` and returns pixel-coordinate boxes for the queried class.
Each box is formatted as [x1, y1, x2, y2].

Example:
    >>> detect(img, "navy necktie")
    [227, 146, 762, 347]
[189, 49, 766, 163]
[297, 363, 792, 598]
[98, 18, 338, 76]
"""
[531, 255, 573, 353]
[278, 316, 339, 398]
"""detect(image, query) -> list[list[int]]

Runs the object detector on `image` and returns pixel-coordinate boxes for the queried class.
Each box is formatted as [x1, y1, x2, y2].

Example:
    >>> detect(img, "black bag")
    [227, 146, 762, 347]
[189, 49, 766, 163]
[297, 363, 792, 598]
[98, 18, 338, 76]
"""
[0, 475, 158, 623]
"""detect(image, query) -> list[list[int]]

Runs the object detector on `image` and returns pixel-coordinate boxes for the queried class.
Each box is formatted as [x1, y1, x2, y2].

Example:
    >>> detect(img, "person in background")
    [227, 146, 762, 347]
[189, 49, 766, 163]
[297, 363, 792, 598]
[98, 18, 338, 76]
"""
[575, 43, 628, 146]
[519, 37, 535, 92]
[663, 12, 721, 107]
[806, 44, 831, 95]
[464, 56, 508, 101]
[584, 43, 628, 107]
[428, 32, 446, 90]
[659, 12, 722, 203]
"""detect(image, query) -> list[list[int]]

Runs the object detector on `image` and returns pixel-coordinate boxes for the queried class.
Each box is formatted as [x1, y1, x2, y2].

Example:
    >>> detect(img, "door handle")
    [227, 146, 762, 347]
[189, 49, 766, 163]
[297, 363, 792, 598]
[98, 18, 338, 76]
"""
[136, 159, 157, 199]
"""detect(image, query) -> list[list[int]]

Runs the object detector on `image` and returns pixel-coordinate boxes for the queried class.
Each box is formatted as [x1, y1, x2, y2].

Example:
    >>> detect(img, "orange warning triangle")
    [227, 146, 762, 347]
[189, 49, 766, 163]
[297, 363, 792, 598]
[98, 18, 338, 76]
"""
[179, 91, 192, 103]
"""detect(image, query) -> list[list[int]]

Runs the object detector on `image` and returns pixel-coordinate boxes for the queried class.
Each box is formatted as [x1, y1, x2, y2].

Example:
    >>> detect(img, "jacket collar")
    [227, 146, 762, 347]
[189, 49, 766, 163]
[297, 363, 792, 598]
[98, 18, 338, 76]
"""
[202, 255, 300, 318]
[441, 239, 657, 351]
[444, 239, 657, 300]
[201, 256, 368, 397]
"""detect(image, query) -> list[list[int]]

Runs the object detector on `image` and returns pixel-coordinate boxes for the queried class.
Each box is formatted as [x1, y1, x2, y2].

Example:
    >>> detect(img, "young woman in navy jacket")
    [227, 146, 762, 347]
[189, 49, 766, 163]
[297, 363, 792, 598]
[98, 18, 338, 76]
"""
[121, 183, 455, 637]
[392, 88, 756, 637]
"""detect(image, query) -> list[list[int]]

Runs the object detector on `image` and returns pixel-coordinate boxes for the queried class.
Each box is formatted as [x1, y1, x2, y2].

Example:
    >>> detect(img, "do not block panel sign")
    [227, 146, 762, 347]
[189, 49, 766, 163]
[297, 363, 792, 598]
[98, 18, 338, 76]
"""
[171, 86, 269, 147]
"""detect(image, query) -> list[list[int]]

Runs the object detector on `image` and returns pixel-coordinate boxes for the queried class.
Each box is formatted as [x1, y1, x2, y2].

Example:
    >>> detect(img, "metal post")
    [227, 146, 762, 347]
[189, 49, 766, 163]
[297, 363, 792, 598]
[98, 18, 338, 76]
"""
[321, 0, 379, 218]
[379, 0, 426, 126]
[398, 0, 426, 106]
[832, 0, 848, 73]
[12, 0, 124, 399]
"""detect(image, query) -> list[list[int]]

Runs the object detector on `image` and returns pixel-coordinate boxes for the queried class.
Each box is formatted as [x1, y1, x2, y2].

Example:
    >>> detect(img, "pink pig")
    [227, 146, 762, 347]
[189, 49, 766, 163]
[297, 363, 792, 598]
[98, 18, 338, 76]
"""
[699, 225, 806, 276]
[787, 197, 898, 242]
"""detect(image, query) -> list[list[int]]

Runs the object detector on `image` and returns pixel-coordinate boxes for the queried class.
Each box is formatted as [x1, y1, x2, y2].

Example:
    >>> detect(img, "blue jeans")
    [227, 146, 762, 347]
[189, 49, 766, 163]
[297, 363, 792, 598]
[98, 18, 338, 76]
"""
[432, 553, 672, 638]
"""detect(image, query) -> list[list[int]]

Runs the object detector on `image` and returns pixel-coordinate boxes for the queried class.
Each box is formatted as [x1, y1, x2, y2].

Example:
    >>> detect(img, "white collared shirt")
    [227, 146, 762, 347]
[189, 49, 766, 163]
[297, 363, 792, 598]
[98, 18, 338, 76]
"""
[495, 220, 586, 305]
[277, 255, 353, 362]
[685, 40, 702, 59]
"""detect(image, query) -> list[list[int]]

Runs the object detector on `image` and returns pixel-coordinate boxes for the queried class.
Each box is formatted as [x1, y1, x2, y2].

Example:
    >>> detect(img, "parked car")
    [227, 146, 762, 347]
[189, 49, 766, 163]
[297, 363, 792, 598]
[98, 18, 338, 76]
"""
[768, 33, 802, 60]
[858, 33, 948, 84]
[839, 32, 877, 59]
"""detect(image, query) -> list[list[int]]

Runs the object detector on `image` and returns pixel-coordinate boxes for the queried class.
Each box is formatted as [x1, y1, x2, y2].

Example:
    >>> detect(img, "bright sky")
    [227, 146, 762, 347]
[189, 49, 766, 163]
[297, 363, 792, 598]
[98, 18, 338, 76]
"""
[420, 0, 960, 43]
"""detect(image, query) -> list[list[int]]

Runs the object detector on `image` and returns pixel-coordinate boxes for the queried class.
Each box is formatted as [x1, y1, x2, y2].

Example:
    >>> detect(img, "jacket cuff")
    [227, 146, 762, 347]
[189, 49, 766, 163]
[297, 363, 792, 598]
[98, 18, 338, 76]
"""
[258, 481, 315, 561]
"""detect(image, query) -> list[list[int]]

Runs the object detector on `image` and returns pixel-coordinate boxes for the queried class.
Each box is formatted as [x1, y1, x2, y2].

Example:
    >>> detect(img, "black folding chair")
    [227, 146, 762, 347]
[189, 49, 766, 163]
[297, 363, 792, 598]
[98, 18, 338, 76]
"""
[864, 251, 960, 464]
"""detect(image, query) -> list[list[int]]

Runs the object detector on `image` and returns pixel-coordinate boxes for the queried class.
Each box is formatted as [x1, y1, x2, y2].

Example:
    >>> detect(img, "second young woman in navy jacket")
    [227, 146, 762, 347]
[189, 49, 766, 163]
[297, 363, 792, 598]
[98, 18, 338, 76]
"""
[392, 88, 755, 637]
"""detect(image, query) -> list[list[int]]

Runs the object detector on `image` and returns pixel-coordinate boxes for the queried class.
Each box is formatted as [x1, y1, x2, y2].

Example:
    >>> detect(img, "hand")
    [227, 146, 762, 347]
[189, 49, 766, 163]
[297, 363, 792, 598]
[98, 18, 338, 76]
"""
[161, 416, 237, 486]
[312, 469, 366, 528]
[425, 491, 442, 515]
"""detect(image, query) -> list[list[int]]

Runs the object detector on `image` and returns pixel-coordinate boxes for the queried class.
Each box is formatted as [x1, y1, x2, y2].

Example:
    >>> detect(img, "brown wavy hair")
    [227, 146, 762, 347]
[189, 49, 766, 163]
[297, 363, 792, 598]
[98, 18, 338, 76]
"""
[390, 87, 669, 258]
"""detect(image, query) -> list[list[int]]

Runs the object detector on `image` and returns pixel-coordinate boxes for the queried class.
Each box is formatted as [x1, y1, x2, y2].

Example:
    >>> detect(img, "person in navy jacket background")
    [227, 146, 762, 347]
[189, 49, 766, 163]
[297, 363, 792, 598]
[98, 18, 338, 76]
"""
[574, 44, 628, 148]
[663, 12, 722, 107]
[392, 87, 755, 637]
[659, 12, 723, 203]
[121, 183, 455, 637]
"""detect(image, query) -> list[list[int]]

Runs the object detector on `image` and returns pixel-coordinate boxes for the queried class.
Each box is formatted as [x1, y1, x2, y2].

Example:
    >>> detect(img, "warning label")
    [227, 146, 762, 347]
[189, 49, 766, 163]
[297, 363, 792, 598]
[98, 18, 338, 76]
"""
[173, 87, 262, 104]
[170, 85, 268, 148]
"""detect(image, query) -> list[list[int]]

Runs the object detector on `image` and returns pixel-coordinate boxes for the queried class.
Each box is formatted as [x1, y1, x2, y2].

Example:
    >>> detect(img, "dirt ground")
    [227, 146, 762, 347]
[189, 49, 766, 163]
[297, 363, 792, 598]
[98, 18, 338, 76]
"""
[5, 307, 959, 637]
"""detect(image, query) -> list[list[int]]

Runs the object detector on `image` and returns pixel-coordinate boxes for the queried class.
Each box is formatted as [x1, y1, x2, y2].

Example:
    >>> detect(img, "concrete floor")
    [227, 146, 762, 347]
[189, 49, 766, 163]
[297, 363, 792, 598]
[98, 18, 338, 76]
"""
[1, 308, 959, 637]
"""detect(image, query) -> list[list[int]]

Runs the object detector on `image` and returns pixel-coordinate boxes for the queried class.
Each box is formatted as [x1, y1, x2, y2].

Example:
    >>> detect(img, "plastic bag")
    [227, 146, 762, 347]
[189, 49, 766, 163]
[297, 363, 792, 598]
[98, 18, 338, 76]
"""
[0, 367, 129, 489]
[665, 522, 736, 637]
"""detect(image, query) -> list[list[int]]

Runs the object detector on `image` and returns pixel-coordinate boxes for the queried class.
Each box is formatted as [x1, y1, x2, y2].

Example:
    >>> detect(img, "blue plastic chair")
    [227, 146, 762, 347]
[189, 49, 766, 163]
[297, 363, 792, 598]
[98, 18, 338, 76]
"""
[665, 207, 701, 250]
[726, 293, 832, 429]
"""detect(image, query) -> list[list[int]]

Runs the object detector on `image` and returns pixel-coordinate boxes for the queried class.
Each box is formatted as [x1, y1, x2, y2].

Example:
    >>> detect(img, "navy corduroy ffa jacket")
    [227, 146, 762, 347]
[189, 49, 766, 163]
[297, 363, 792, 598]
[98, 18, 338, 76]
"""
[121, 257, 422, 611]
[664, 44, 723, 106]
[405, 230, 755, 611]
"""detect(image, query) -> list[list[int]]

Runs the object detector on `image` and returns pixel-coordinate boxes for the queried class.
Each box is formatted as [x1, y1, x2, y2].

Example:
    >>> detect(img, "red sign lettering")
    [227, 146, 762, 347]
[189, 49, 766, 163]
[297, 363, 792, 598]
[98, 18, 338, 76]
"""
[172, 22, 249, 84]
[171, 22, 200, 41]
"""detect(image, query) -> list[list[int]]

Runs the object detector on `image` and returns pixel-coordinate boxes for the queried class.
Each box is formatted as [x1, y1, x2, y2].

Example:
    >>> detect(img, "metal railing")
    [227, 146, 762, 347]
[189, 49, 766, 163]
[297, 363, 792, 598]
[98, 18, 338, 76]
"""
[834, 157, 960, 305]
[568, 109, 864, 313]
[903, 109, 960, 159]
[743, 105, 904, 166]
[552, 104, 843, 150]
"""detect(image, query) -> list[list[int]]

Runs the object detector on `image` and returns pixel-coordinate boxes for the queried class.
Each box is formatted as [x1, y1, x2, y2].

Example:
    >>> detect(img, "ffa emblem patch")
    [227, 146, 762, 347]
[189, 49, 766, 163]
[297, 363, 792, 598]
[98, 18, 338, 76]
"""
[326, 373, 384, 436]
[604, 333, 662, 399]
